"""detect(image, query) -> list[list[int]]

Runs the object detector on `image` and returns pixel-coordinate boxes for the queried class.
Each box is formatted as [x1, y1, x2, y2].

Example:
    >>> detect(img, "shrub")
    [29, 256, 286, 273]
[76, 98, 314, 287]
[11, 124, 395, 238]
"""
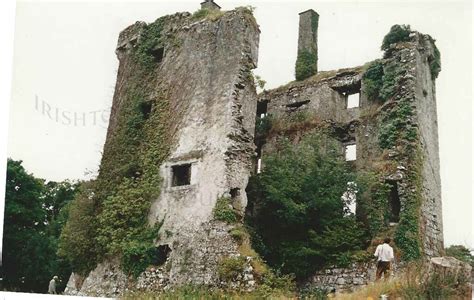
[381, 24, 412, 51]
[213, 197, 239, 223]
[254, 75, 266, 89]
[295, 50, 317, 81]
[217, 256, 246, 281]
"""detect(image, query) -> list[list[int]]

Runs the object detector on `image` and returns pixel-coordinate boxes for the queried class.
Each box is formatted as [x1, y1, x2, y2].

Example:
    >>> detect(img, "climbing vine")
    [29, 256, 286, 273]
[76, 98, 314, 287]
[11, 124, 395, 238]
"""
[295, 50, 317, 81]
[59, 17, 172, 277]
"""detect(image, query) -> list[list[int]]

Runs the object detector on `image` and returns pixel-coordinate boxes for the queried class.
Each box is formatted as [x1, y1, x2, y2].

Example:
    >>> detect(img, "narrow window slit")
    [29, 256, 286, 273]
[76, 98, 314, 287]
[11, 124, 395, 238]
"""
[286, 100, 310, 108]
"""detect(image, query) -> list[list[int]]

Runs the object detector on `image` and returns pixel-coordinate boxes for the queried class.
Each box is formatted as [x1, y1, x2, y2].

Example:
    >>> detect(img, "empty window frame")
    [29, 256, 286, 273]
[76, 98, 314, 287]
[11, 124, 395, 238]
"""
[345, 144, 357, 161]
[257, 101, 268, 119]
[342, 181, 357, 215]
[346, 93, 360, 109]
[171, 164, 191, 186]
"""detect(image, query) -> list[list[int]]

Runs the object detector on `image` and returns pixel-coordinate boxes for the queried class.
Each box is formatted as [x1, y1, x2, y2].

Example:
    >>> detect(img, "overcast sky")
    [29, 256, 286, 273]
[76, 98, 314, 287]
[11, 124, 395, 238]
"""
[3, 0, 472, 249]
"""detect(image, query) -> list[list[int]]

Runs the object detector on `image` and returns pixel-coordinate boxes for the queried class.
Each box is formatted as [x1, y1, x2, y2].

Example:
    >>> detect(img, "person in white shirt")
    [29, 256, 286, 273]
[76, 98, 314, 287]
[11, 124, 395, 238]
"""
[374, 238, 394, 280]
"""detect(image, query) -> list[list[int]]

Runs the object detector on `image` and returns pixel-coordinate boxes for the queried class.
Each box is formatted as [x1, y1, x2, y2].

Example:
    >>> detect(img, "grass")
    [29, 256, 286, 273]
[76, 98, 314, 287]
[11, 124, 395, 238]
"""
[335, 261, 471, 300]
[268, 64, 369, 96]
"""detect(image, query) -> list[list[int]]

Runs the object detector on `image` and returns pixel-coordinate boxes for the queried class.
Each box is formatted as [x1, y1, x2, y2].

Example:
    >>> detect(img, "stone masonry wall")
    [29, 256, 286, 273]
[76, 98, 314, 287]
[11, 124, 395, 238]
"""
[65, 8, 260, 297]
[255, 30, 443, 292]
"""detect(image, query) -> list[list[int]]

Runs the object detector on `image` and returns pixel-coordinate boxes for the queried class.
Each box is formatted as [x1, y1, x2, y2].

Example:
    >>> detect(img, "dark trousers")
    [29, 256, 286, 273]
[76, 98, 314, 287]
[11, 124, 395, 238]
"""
[376, 261, 391, 280]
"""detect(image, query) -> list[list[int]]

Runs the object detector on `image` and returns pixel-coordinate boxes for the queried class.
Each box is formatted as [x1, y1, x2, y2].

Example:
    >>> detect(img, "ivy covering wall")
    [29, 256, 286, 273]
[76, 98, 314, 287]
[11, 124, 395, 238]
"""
[59, 16, 173, 277]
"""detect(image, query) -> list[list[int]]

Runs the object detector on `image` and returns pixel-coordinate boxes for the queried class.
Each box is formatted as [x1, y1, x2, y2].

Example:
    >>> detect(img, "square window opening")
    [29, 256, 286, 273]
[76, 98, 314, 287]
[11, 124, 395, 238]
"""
[345, 144, 356, 161]
[347, 93, 360, 109]
[172, 164, 191, 187]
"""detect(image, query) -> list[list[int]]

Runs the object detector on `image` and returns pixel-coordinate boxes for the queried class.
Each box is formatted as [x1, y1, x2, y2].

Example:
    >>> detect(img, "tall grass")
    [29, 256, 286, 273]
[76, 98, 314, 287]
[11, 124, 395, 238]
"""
[335, 261, 471, 300]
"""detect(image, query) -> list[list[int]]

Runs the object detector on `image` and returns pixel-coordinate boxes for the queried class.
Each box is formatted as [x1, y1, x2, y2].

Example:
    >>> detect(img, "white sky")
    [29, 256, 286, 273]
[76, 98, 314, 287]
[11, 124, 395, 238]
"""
[1, 0, 472, 250]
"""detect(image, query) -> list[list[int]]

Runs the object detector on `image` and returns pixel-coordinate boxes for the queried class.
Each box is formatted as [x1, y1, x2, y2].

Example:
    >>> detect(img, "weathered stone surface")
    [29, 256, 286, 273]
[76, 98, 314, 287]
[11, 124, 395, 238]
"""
[259, 30, 443, 293]
[430, 256, 472, 280]
[66, 7, 260, 297]
[305, 262, 377, 293]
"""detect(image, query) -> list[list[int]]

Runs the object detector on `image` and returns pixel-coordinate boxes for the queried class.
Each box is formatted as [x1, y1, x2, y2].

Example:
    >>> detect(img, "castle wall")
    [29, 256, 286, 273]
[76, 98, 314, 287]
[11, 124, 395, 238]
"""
[66, 8, 260, 297]
[413, 35, 444, 256]
[255, 31, 443, 293]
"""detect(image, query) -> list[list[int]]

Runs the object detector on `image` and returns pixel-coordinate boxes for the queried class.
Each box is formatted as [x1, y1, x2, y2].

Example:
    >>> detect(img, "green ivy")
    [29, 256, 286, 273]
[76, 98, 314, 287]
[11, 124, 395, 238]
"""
[362, 60, 384, 102]
[311, 13, 319, 33]
[60, 17, 172, 276]
[429, 39, 441, 79]
[356, 173, 392, 236]
[379, 99, 413, 149]
[295, 50, 317, 81]
[133, 18, 165, 69]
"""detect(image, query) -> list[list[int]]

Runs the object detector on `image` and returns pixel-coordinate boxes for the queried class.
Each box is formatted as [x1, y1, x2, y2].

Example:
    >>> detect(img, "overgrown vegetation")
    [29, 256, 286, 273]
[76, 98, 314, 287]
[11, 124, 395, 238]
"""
[295, 50, 318, 81]
[213, 197, 239, 223]
[254, 74, 266, 90]
[381, 24, 412, 51]
[4, 159, 79, 293]
[356, 173, 392, 236]
[335, 261, 471, 300]
[362, 60, 384, 102]
[445, 245, 474, 267]
[191, 8, 225, 22]
[429, 37, 441, 79]
[217, 256, 246, 281]
[133, 18, 165, 69]
[59, 17, 172, 278]
[246, 132, 369, 278]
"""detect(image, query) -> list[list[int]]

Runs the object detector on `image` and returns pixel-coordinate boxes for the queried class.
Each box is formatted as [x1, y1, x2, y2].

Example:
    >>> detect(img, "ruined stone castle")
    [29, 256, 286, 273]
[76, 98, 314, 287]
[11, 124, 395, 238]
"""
[65, 1, 443, 295]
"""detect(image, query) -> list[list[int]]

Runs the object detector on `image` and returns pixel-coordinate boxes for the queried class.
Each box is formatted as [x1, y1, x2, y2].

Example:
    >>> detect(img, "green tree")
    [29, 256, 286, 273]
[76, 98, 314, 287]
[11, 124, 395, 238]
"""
[2, 159, 78, 293]
[246, 133, 368, 278]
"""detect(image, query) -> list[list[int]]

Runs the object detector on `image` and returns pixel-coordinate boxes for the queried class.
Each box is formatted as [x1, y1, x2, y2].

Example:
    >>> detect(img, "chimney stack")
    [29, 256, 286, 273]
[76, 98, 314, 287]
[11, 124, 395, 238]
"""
[200, 0, 221, 10]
